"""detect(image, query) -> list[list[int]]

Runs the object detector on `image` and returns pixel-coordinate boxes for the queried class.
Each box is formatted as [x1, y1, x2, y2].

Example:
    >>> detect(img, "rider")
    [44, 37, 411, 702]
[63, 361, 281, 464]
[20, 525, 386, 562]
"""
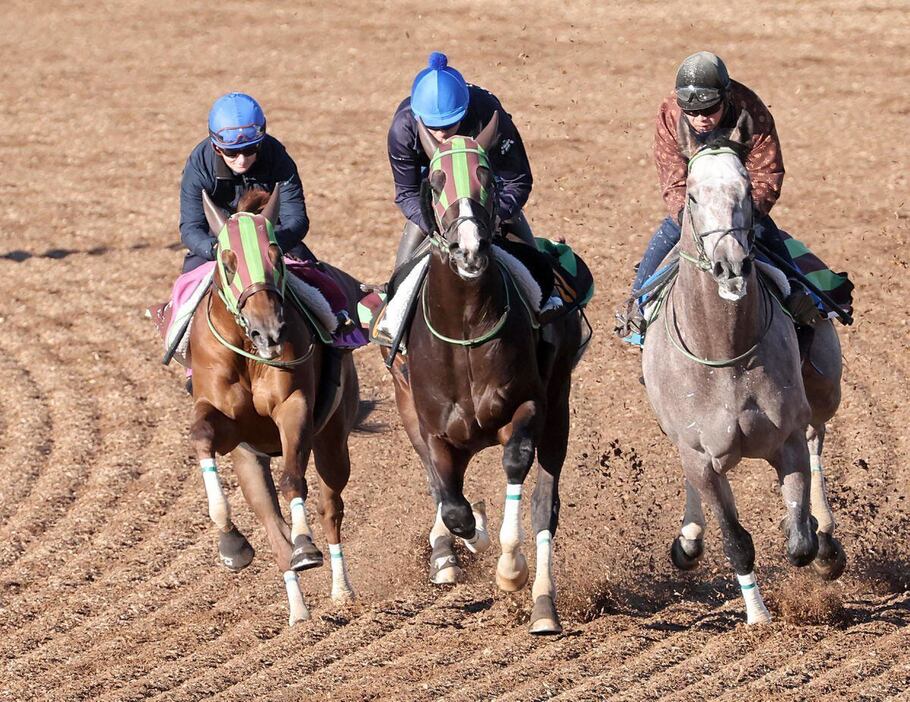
[179, 92, 311, 273]
[630, 51, 819, 325]
[387, 52, 535, 267]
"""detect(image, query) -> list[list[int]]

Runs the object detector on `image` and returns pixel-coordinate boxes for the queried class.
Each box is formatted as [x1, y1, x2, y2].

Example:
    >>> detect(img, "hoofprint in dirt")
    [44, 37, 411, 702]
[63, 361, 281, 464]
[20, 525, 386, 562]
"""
[0, 0, 908, 700]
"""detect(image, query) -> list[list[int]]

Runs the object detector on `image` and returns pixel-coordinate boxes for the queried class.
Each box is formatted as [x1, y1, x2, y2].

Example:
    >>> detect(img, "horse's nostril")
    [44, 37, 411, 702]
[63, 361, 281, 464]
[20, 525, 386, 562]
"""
[742, 259, 753, 276]
[250, 330, 261, 341]
[276, 323, 287, 340]
[713, 261, 725, 278]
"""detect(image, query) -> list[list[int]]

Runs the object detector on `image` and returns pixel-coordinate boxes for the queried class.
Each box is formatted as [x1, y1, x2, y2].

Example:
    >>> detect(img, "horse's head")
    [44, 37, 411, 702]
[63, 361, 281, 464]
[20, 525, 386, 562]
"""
[203, 187, 288, 359]
[417, 112, 500, 279]
[680, 112, 756, 301]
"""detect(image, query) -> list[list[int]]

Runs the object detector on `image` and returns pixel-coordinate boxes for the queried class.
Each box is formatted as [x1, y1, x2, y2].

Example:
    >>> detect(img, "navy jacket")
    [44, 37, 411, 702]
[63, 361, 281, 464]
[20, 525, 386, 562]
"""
[387, 85, 533, 234]
[178, 134, 309, 272]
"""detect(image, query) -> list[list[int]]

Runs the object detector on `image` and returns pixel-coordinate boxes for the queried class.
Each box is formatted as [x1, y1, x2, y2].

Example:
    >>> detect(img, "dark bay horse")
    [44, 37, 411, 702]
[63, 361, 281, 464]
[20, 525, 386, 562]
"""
[383, 113, 583, 634]
[642, 129, 845, 624]
[188, 187, 360, 625]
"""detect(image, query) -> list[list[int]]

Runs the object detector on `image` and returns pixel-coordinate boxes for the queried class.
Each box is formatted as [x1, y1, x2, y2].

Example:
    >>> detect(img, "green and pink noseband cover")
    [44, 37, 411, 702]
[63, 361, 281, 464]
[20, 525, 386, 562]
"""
[216, 213, 285, 314]
[429, 136, 494, 223]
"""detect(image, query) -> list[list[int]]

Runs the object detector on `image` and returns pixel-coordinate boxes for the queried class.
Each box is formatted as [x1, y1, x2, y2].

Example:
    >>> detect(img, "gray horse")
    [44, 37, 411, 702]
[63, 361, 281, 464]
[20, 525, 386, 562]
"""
[641, 127, 846, 624]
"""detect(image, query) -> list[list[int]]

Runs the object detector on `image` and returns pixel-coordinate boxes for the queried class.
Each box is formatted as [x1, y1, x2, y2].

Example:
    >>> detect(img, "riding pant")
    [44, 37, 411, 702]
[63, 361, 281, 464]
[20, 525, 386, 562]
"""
[632, 214, 797, 293]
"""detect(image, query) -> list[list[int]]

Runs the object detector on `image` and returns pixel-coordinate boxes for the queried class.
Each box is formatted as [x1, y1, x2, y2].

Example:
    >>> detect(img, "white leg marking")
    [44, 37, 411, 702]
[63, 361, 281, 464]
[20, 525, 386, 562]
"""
[496, 484, 529, 591]
[737, 572, 772, 625]
[328, 543, 355, 602]
[809, 455, 835, 534]
[531, 530, 555, 601]
[201, 458, 231, 531]
[289, 496, 313, 542]
[283, 570, 310, 626]
[462, 501, 491, 553]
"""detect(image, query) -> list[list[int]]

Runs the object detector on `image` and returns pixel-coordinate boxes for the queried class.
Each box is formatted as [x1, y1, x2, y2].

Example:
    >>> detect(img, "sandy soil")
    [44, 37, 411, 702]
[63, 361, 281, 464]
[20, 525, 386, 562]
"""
[1, 1, 908, 700]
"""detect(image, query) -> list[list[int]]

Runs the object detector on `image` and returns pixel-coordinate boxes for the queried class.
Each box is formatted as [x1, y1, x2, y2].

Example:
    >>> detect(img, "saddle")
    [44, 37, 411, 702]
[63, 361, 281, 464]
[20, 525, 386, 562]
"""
[363, 236, 594, 352]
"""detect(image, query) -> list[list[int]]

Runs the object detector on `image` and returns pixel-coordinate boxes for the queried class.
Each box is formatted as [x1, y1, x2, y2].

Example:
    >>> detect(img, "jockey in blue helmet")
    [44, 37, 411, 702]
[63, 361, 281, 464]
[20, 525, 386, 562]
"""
[387, 52, 535, 267]
[178, 92, 311, 272]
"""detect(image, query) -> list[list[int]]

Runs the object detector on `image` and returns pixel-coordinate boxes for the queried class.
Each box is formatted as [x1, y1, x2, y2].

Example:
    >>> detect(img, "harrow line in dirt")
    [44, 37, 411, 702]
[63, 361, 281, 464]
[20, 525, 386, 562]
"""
[149, 589, 457, 702]
[0, 353, 49, 529]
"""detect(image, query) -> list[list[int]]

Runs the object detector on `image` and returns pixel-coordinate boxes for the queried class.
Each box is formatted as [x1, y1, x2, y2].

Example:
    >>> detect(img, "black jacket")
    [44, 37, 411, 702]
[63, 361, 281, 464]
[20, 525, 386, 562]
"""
[178, 134, 309, 271]
[387, 85, 533, 233]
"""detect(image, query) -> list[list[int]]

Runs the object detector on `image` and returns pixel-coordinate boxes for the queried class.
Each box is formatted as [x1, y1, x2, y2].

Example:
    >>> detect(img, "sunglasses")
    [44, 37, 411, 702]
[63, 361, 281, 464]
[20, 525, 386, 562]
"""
[682, 103, 723, 118]
[217, 143, 260, 158]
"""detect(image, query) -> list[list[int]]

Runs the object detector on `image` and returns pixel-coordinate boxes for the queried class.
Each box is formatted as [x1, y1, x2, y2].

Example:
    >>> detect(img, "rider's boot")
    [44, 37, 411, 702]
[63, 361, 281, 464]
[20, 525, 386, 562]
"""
[785, 279, 823, 327]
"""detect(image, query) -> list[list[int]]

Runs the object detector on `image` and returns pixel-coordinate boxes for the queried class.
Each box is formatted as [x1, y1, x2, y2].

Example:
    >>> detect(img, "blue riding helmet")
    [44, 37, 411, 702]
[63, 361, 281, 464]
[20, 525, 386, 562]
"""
[208, 92, 267, 149]
[410, 52, 470, 128]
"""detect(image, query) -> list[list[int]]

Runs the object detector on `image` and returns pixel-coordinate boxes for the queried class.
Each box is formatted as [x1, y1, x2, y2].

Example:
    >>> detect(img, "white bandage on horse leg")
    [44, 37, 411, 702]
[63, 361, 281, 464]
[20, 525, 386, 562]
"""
[809, 455, 835, 535]
[328, 543, 355, 602]
[200, 458, 231, 531]
[283, 570, 310, 625]
[289, 496, 313, 542]
[429, 503, 451, 548]
[531, 530, 555, 600]
[499, 484, 524, 553]
[463, 501, 491, 553]
[737, 572, 772, 625]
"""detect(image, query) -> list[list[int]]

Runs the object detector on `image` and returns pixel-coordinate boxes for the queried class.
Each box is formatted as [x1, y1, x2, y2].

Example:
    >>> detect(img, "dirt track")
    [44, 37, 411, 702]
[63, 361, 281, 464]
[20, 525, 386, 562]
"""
[1, 1, 909, 700]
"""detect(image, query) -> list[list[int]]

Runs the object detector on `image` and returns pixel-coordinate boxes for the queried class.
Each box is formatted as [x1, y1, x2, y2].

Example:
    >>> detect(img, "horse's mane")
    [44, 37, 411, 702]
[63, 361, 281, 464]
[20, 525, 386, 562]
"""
[236, 188, 271, 214]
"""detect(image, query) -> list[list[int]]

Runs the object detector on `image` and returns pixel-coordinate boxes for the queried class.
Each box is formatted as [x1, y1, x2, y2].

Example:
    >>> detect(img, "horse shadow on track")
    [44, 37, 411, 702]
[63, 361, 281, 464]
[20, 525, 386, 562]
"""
[0, 242, 164, 262]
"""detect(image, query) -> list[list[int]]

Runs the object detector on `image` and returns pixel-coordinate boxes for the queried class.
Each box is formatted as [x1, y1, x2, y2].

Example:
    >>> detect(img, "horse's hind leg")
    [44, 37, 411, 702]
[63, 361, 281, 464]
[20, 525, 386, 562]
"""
[313, 396, 356, 603]
[807, 423, 847, 580]
[528, 387, 570, 635]
[670, 479, 706, 571]
[769, 432, 820, 568]
[190, 401, 252, 570]
[496, 400, 541, 593]
[681, 446, 771, 624]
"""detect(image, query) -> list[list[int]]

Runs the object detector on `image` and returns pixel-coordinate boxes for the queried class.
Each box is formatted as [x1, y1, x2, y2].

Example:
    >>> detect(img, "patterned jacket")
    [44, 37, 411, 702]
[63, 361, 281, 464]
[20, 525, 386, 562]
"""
[653, 80, 784, 218]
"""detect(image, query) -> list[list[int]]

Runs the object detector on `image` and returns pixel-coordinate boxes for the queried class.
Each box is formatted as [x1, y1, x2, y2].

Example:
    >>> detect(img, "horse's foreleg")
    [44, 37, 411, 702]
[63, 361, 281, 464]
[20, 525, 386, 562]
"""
[682, 446, 770, 625]
[426, 435, 474, 584]
[275, 394, 321, 572]
[496, 400, 540, 593]
[770, 432, 820, 568]
[190, 402, 239, 548]
[671, 479, 706, 571]
[805, 423, 846, 580]
[529, 389, 568, 635]
[313, 415, 355, 603]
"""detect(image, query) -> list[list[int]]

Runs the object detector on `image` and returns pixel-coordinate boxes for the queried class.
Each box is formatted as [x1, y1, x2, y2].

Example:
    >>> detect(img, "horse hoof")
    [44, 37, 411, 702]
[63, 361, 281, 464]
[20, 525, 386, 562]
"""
[528, 595, 562, 635]
[430, 565, 464, 585]
[288, 609, 311, 627]
[219, 527, 255, 571]
[812, 534, 847, 581]
[496, 553, 529, 592]
[670, 536, 702, 571]
[290, 535, 324, 571]
[331, 588, 356, 604]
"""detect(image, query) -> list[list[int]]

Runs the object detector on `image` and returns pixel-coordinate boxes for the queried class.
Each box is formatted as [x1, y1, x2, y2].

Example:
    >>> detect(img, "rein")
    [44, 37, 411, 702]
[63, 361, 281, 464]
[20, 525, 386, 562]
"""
[206, 290, 316, 368]
[667, 146, 768, 367]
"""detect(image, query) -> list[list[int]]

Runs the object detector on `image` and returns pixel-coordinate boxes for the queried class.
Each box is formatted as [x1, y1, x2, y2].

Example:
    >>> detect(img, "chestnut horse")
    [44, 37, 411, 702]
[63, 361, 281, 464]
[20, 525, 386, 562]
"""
[188, 187, 360, 625]
[383, 113, 583, 634]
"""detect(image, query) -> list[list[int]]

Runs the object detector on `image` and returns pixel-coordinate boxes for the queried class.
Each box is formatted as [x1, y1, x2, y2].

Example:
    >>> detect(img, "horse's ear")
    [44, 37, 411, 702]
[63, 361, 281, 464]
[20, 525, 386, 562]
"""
[267, 243, 282, 268]
[475, 111, 500, 152]
[416, 117, 440, 159]
[726, 110, 753, 149]
[202, 189, 228, 235]
[429, 169, 446, 193]
[220, 249, 237, 286]
[676, 115, 700, 159]
[261, 184, 281, 226]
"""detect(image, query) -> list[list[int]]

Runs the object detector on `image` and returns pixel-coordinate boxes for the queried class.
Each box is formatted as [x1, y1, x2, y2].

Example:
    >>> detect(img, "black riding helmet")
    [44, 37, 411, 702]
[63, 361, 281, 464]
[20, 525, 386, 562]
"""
[675, 51, 731, 111]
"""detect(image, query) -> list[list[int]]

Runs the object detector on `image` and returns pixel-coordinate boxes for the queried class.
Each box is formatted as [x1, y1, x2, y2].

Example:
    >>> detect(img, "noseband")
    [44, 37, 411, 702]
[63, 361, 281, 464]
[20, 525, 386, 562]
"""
[679, 147, 756, 272]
